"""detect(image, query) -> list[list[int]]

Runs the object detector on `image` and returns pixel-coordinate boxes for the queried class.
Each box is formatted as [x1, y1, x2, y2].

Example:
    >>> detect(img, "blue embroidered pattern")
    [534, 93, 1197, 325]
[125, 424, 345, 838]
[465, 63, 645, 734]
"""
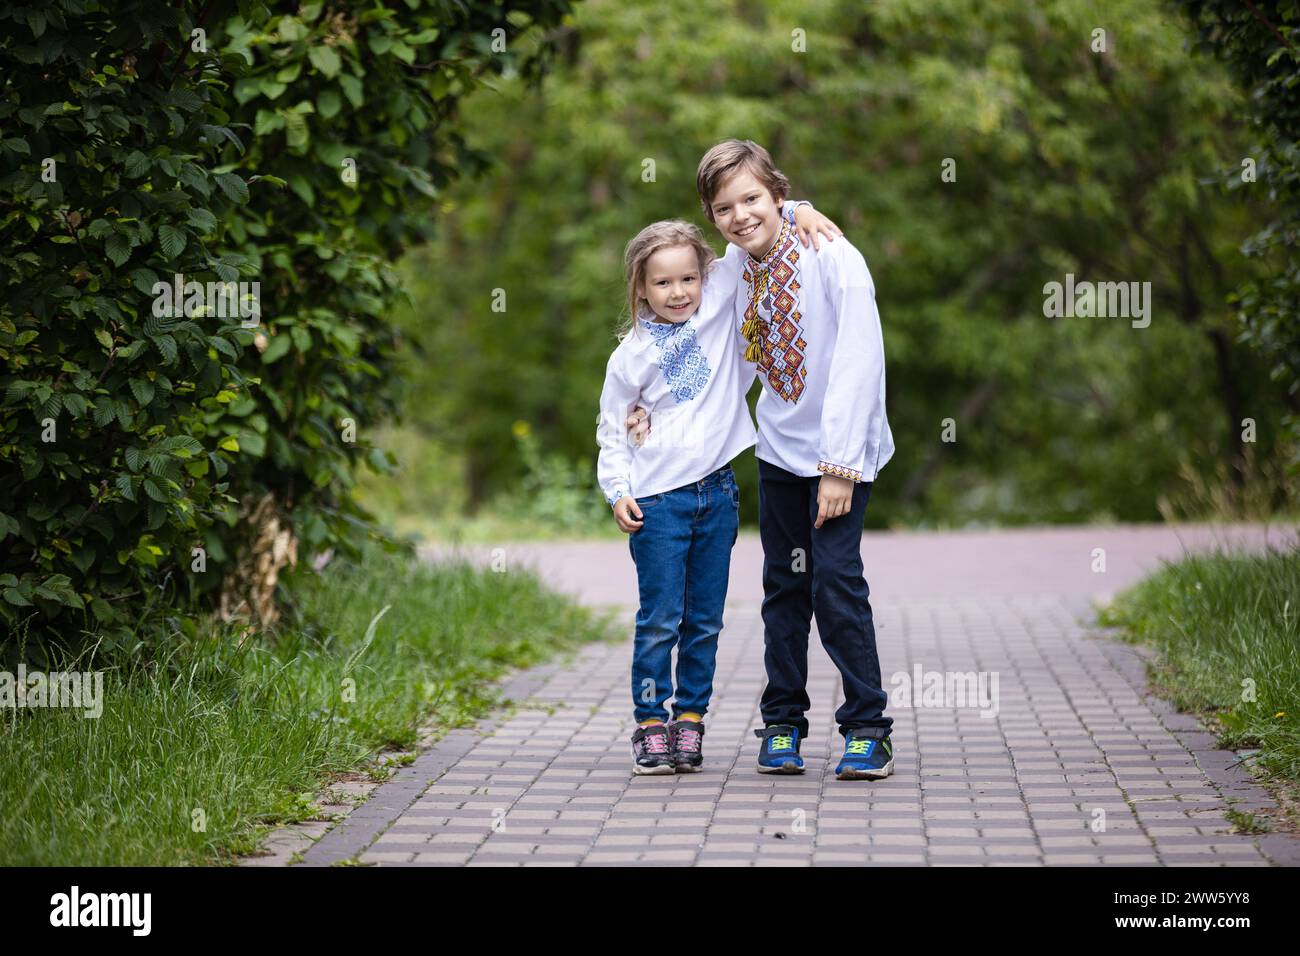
[642, 318, 711, 403]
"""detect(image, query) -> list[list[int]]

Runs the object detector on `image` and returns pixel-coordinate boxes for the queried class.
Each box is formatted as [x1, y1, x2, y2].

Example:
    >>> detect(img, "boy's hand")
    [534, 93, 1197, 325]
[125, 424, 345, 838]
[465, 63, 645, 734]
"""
[792, 206, 843, 251]
[625, 405, 650, 446]
[612, 495, 644, 533]
[814, 474, 855, 529]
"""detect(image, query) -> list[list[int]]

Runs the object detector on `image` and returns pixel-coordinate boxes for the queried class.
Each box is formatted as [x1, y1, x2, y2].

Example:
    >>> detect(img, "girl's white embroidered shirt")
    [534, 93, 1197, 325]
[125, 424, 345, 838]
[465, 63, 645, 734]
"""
[738, 220, 895, 482]
[596, 243, 758, 506]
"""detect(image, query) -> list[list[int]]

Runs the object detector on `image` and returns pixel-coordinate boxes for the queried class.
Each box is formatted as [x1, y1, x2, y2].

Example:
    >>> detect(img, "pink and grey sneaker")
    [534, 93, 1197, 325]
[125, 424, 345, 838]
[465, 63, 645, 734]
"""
[669, 719, 705, 772]
[631, 723, 675, 775]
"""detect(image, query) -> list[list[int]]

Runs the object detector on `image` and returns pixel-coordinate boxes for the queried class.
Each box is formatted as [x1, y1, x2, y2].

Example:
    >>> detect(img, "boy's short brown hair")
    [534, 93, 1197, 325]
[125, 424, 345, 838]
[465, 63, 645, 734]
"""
[696, 139, 791, 222]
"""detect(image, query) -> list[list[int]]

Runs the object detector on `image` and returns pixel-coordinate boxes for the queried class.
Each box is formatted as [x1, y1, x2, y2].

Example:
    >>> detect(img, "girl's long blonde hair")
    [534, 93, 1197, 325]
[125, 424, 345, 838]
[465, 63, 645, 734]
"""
[617, 219, 717, 343]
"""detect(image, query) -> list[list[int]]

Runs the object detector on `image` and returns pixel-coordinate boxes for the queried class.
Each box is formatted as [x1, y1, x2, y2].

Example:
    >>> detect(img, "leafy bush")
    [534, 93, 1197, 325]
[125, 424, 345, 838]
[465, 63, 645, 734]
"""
[0, 0, 572, 647]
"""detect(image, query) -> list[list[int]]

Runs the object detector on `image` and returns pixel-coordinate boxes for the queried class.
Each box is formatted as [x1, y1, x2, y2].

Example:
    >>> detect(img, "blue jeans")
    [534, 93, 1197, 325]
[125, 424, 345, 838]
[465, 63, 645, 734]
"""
[627, 464, 739, 724]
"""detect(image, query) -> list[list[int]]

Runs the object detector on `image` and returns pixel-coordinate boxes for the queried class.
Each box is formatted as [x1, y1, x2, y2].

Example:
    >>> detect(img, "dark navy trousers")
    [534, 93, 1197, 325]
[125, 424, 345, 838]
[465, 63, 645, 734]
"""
[757, 458, 892, 740]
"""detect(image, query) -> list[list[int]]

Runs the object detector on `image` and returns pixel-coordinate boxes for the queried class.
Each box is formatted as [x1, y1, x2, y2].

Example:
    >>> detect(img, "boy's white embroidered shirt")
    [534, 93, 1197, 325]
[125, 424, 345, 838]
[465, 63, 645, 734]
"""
[596, 243, 758, 506]
[739, 223, 895, 482]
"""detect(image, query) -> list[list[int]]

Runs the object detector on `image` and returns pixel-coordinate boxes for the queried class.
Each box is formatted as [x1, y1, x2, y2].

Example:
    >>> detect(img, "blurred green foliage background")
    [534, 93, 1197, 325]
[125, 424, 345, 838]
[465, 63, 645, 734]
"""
[358, 0, 1299, 538]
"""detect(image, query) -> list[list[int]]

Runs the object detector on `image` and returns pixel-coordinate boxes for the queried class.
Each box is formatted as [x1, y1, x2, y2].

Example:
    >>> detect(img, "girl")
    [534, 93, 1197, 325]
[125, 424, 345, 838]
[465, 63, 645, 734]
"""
[596, 203, 838, 774]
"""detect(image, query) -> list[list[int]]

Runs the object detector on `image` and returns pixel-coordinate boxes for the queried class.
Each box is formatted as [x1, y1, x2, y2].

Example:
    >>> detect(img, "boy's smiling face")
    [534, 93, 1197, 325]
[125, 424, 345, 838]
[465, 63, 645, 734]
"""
[639, 244, 702, 324]
[708, 168, 784, 259]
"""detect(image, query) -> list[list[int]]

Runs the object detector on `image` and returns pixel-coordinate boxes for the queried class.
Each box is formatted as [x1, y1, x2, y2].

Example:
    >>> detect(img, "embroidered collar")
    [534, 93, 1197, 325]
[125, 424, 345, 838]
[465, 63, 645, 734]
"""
[747, 218, 793, 270]
[639, 316, 681, 335]
[639, 315, 689, 338]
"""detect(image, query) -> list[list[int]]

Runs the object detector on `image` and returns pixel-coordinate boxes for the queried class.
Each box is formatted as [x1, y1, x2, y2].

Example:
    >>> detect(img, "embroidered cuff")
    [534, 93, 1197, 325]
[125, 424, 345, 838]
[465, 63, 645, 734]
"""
[817, 460, 863, 482]
[607, 489, 627, 507]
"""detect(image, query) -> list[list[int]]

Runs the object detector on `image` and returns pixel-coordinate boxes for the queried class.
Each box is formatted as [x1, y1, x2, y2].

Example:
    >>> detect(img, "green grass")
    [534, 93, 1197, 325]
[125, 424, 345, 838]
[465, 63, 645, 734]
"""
[1097, 545, 1300, 784]
[0, 545, 618, 865]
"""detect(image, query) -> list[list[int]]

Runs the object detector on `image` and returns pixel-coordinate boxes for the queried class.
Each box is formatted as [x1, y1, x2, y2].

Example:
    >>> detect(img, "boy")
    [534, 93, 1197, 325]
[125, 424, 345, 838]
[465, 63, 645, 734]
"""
[628, 140, 896, 780]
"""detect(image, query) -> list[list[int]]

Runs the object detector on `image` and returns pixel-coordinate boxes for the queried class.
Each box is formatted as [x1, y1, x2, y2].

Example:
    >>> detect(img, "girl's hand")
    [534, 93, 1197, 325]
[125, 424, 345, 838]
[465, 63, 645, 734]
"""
[793, 205, 843, 251]
[625, 405, 650, 446]
[613, 495, 644, 533]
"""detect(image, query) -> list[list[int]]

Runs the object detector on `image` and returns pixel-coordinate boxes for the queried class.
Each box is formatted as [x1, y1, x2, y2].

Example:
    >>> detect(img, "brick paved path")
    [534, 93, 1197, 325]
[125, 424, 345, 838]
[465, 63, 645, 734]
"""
[297, 522, 1299, 867]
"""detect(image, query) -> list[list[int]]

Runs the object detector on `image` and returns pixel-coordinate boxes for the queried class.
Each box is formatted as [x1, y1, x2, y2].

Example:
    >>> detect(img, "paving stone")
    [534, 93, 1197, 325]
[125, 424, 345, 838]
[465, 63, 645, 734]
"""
[289, 527, 1300, 868]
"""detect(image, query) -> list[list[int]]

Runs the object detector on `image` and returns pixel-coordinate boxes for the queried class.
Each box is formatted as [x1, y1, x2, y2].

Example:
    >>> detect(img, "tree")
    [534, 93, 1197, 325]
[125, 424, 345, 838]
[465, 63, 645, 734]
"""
[393, 0, 1291, 528]
[1175, 0, 1300, 475]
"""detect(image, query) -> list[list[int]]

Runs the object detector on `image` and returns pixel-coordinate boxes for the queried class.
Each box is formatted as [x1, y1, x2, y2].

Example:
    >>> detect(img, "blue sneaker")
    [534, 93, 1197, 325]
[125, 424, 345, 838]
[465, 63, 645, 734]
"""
[835, 731, 894, 780]
[754, 724, 804, 774]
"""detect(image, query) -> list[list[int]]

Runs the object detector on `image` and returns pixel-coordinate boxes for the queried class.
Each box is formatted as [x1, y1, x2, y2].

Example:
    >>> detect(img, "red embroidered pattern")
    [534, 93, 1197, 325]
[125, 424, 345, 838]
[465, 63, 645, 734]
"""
[818, 460, 862, 482]
[743, 222, 807, 404]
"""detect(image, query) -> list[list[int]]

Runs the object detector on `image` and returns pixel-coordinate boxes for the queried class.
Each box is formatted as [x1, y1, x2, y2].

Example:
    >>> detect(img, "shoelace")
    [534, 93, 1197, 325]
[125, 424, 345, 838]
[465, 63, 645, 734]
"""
[675, 726, 701, 753]
[846, 738, 873, 756]
[770, 734, 794, 752]
[642, 730, 670, 755]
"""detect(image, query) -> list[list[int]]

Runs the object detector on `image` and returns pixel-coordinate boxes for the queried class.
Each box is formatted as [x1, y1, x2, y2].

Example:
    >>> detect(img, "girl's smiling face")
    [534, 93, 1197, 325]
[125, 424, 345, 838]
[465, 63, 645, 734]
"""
[639, 244, 703, 323]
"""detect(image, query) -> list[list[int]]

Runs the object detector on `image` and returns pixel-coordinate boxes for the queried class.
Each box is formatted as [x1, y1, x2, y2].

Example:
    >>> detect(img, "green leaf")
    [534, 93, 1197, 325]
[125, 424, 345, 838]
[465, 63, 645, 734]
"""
[233, 77, 262, 105]
[309, 45, 342, 79]
[105, 233, 131, 267]
[129, 378, 155, 406]
[186, 208, 218, 234]
[158, 225, 187, 260]
[179, 163, 213, 198]
[123, 151, 151, 178]
[317, 89, 341, 119]
[153, 333, 178, 364]
[210, 258, 238, 282]
[143, 477, 169, 503]
[130, 267, 161, 295]
[262, 332, 292, 364]
[254, 109, 285, 136]
[157, 435, 202, 457]
[200, 124, 245, 152]
[288, 175, 315, 205]
[238, 430, 266, 456]
[208, 334, 238, 359]
[339, 74, 364, 109]
[215, 172, 249, 204]
[285, 111, 309, 151]
[63, 394, 89, 418]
